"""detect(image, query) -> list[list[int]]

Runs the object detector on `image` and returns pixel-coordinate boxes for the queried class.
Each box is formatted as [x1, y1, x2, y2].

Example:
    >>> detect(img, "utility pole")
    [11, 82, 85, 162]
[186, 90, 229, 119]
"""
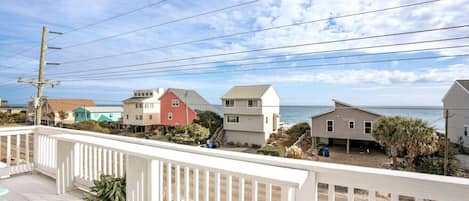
[444, 109, 449, 176]
[18, 26, 62, 125]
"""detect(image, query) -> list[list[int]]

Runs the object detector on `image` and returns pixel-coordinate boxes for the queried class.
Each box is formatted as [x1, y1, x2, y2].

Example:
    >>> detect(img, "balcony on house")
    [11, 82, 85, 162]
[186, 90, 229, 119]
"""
[0, 126, 468, 201]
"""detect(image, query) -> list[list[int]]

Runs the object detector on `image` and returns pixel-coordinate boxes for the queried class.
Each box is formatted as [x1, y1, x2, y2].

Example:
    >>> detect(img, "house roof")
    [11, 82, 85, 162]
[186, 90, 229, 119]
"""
[45, 99, 95, 112]
[164, 88, 218, 113]
[311, 99, 382, 119]
[456, 80, 469, 92]
[123, 96, 150, 103]
[221, 85, 272, 99]
[75, 106, 123, 113]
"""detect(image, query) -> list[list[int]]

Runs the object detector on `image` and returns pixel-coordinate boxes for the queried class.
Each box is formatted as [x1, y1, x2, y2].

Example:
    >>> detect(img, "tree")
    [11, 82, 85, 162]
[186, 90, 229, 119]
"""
[0, 112, 14, 125]
[373, 116, 405, 169]
[166, 124, 210, 144]
[194, 111, 222, 135]
[400, 118, 438, 170]
[58, 110, 68, 127]
[287, 122, 310, 138]
[286, 145, 306, 159]
[415, 139, 462, 176]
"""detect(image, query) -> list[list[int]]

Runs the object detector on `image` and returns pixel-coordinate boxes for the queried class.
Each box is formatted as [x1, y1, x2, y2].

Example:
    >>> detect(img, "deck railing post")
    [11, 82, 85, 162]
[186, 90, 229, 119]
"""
[56, 140, 75, 194]
[126, 155, 160, 201]
[296, 171, 317, 201]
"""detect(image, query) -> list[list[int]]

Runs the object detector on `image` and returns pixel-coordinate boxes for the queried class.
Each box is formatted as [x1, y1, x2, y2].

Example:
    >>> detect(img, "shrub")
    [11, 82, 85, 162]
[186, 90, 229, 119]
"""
[84, 174, 126, 201]
[72, 120, 110, 133]
[287, 122, 310, 138]
[286, 145, 306, 159]
[193, 111, 223, 135]
[166, 124, 210, 144]
[415, 139, 462, 176]
[257, 145, 285, 157]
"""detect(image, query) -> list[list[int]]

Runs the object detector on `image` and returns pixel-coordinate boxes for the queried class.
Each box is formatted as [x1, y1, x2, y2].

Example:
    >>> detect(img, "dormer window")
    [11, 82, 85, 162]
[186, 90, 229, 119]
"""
[225, 99, 234, 107]
[172, 99, 180, 107]
[465, 125, 468, 136]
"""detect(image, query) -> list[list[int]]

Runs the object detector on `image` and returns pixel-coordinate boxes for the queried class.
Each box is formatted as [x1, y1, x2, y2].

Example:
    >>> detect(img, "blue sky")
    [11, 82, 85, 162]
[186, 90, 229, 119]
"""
[0, 0, 468, 106]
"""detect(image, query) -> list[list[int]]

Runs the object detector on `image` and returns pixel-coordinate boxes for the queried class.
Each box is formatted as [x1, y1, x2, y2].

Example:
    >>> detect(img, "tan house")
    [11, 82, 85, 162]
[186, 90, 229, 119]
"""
[311, 99, 382, 153]
[40, 99, 96, 125]
[442, 80, 469, 152]
[222, 85, 280, 146]
[122, 88, 165, 132]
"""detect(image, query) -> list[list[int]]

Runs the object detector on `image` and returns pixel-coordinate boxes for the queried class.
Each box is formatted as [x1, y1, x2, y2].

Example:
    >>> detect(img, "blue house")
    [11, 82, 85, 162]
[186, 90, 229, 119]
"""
[73, 106, 123, 123]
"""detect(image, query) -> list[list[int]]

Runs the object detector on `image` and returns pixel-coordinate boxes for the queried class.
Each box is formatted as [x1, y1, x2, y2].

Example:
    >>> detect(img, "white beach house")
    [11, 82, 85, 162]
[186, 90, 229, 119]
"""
[221, 85, 280, 146]
[442, 80, 469, 152]
[122, 88, 165, 132]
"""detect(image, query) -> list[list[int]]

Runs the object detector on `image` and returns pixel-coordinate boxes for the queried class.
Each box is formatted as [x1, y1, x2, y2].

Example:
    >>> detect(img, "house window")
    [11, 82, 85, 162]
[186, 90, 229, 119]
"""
[265, 116, 268, 123]
[168, 112, 173, 120]
[139, 115, 143, 120]
[150, 92, 153, 96]
[465, 125, 468, 136]
[226, 115, 239, 123]
[172, 99, 180, 107]
[248, 99, 257, 107]
[126, 115, 128, 120]
[135, 115, 138, 120]
[326, 120, 334, 132]
[140, 103, 143, 108]
[149, 115, 152, 120]
[146, 93, 149, 96]
[225, 99, 234, 107]
[364, 121, 373, 134]
[349, 120, 355, 129]
[134, 93, 137, 96]
[135, 103, 138, 108]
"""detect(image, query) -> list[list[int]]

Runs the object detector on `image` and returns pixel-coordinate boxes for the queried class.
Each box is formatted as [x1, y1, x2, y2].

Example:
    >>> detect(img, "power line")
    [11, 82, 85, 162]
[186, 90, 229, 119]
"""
[47, 24, 469, 77]
[55, 53, 469, 81]
[51, 43, 469, 78]
[58, 0, 442, 65]
[0, 0, 168, 70]
[59, 0, 259, 50]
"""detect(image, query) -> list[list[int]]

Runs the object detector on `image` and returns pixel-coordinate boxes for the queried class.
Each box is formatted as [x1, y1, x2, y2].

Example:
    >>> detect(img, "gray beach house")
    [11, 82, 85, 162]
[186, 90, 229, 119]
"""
[311, 99, 382, 153]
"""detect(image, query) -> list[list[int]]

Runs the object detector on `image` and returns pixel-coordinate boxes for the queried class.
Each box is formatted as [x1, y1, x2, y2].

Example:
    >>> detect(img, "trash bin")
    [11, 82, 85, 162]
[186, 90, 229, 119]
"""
[323, 147, 330, 157]
[207, 143, 215, 149]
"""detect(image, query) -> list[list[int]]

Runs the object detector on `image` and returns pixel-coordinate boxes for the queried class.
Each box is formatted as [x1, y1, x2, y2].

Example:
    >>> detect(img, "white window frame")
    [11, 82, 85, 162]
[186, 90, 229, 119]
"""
[349, 120, 355, 129]
[364, 121, 373, 134]
[226, 115, 240, 124]
[224, 99, 234, 107]
[247, 99, 258, 108]
[168, 112, 173, 120]
[326, 120, 334, 132]
[172, 99, 180, 107]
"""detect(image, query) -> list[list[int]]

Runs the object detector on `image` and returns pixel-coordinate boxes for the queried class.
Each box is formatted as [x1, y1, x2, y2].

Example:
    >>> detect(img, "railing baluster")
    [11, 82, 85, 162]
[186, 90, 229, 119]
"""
[113, 151, 118, 177]
[185, 167, 190, 201]
[6, 136, 11, 167]
[79, 144, 83, 178]
[0, 136, 2, 164]
[176, 165, 181, 201]
[390, 193, 398, 201]
[84, 144, 88, 180]
[93, 146, 97, 180]
[266, 183, 272, 201]
[16, 134, 21, 166]
[119, 152, 124, 177]
[25, 134, 30, 163]
[159, 161, 164, 201]
[215, 172, 221, 201]
[227, 175, 233, 201]
[347, 187, 354, 201]
[102, 149, 107, 175]
[167, 163, 172, 201]
[108, 149, 112, 175]
[281, 186, 294, 201]
[252, 180, 258, 201]
[239, 177, 245, 201]
[97, 147, 102, 176]
[194, 168, 199, 201]
[368, 190, 376, 201]
[205, 170, 210, 201]
[328, 184, 335, 201]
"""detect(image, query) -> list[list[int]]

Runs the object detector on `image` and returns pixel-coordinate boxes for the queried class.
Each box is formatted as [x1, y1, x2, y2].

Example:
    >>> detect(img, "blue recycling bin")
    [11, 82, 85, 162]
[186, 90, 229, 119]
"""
[323, 147, 330, 157]
[207, 143, 215, 149]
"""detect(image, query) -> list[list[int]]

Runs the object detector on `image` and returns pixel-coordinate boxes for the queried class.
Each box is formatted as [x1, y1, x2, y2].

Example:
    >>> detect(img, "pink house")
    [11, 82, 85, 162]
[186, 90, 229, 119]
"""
[160, 88, 217, 126]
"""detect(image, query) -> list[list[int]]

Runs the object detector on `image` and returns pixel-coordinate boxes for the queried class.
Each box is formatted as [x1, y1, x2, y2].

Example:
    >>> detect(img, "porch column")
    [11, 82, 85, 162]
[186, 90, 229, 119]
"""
[56, 141, 75, 194]
[346, 139, 350, 154]
[126, 155, 161, 201]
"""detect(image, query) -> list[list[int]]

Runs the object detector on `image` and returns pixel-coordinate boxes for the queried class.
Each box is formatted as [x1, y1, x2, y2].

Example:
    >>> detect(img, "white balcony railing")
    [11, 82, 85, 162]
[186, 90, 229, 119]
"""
[0, 125, 468, 201]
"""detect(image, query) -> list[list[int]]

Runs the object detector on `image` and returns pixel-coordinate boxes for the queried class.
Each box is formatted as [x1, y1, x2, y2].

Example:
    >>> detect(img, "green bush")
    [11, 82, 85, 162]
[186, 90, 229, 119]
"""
[287, 122, 310, 138]
[84, 174, 126, 201]
[415, 139, 462, 176]
[257, 145, 285, 157]
[193, 111, 223, 135]
[165, 123, 210, 144]
[72, 120, 110, 133]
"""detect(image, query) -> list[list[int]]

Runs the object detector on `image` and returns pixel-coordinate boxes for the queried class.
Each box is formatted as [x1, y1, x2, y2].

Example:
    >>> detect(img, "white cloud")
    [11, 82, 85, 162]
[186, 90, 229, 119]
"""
[234, 64, 469, 85]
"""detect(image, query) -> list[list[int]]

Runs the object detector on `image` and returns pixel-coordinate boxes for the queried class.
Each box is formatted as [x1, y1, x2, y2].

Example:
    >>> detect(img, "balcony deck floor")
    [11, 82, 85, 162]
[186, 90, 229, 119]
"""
[0, 173, 82, 201]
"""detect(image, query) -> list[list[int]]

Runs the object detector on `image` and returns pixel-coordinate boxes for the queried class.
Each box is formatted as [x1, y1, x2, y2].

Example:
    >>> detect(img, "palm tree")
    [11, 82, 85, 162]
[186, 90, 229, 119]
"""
[58, 110, 68, 128]
[401, 118, 438, 170]
[373, 116, 405, 169]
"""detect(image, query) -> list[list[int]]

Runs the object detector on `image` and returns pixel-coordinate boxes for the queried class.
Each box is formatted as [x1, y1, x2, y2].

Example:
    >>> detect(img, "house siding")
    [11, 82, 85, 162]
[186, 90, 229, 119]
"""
[311, 102, 380, 142]
[443, 82, 469, 150]
[160, 91, 197, 126]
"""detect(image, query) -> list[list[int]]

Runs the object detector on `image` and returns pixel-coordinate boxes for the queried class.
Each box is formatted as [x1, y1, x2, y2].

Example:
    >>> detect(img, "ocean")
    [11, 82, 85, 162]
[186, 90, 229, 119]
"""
[215, 105, 444, 130]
